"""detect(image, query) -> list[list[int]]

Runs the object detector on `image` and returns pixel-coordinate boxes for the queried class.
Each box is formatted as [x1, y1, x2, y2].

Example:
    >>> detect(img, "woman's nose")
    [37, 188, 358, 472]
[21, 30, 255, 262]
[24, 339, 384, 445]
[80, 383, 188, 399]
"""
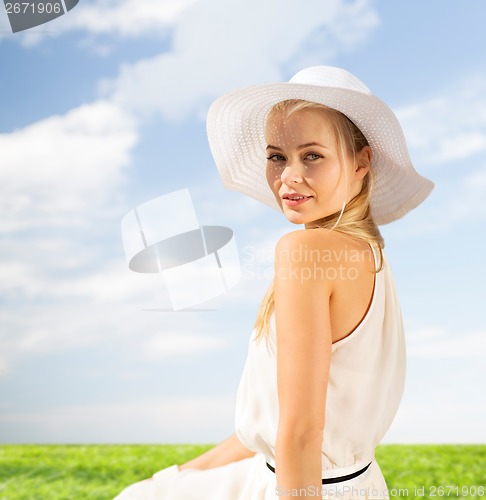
[280, 161, 304, 184]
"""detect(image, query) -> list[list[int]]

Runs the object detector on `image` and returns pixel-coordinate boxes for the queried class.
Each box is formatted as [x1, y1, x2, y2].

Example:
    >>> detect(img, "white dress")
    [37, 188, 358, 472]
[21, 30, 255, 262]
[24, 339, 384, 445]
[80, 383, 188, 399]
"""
[114, 245, 406, 499]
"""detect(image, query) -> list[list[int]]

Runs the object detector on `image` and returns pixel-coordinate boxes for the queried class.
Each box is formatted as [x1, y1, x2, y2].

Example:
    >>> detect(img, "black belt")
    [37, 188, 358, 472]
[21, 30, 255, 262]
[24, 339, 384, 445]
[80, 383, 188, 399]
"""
[265, 461, 372, 485]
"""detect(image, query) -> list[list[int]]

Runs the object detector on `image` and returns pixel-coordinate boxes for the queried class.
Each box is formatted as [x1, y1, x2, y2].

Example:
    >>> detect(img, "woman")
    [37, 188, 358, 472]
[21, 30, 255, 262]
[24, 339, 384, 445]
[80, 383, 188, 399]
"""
[114, 66, 434, 499]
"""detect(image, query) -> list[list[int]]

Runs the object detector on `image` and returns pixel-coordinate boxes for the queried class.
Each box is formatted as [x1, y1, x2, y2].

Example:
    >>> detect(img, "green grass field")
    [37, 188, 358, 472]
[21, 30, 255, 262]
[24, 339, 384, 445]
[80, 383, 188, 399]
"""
[0, 444, 484, 499]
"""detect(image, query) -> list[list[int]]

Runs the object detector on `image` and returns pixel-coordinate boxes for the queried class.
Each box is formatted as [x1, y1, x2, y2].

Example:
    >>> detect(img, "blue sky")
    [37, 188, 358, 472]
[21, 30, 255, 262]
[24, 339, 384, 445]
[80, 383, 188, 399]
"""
[0, 0, 485, 445]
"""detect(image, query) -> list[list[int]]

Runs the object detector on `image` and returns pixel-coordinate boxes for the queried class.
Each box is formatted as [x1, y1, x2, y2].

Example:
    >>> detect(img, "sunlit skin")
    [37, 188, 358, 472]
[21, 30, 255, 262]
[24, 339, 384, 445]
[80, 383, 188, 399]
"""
[265, 109, 371, 227]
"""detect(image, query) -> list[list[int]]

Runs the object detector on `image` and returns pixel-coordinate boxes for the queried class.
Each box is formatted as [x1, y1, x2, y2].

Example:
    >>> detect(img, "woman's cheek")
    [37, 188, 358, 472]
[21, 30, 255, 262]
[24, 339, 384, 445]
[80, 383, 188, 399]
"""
[266, 169, 281, 191]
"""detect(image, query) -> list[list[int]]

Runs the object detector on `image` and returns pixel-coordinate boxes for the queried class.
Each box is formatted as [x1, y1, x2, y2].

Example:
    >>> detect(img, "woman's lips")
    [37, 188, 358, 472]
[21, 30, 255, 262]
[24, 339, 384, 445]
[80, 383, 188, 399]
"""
[282, 196, 312, 207]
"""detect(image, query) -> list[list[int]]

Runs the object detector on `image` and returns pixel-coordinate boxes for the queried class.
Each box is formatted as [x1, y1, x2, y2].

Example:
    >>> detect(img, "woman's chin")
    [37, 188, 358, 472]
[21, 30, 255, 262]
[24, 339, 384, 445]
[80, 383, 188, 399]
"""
[283, 211, 309, 225]
[283, 208, 336, 227]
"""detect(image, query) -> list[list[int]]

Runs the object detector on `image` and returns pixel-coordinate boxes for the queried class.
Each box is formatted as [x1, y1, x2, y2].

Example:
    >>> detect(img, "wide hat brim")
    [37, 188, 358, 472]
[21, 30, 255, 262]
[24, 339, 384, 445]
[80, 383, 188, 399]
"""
[206, 66, 434, 225]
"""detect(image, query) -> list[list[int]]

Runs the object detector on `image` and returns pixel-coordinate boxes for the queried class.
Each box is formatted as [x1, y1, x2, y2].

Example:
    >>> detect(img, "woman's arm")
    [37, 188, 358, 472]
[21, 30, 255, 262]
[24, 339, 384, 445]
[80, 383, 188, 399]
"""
[178, 433, 257, 471]
[273, 230, 334, 495]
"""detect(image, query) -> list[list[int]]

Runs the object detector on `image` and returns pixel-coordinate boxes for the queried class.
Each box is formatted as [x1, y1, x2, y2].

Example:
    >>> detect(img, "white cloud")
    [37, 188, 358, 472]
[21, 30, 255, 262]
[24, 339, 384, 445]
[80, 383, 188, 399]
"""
[0, 396, 235, 443]
[3, 0, 378, 59]
[0, 193, 268, 373]
[378, 72, 486, 236]
[2, 0, 201, 47]
[140, 332, 228, 360]
[385, 400, 486, 444]
[406, 327, 486, 359]
[0, 287, 235, 374]
[63, 0, 200, 37]
[0, 100, 138, 232]
[103, 0, 379, 120]
[396, 74, 486, 167]
[448, 165, 486, 220]
[379, 162, 486, 238]
[0, 255, 165, 304]
[384, 326, 485, 443]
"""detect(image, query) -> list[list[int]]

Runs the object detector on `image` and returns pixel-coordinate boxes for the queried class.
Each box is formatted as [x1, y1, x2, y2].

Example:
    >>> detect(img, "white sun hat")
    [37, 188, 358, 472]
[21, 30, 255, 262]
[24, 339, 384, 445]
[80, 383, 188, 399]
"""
[206, 66, 434, 225]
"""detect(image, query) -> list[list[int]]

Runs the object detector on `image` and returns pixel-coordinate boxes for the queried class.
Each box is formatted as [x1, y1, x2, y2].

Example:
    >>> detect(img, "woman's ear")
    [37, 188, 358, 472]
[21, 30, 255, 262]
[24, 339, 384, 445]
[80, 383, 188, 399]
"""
[354, 146, 372, 180]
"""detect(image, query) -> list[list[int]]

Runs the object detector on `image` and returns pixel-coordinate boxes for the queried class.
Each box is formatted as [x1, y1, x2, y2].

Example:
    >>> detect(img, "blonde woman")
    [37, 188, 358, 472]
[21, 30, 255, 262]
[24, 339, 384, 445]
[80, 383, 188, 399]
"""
[114, 66, 434, 499]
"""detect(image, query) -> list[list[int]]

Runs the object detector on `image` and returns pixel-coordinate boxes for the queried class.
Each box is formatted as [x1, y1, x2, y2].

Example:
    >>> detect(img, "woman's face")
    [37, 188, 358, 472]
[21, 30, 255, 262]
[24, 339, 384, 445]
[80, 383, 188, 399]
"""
[265, 108, 370, 228]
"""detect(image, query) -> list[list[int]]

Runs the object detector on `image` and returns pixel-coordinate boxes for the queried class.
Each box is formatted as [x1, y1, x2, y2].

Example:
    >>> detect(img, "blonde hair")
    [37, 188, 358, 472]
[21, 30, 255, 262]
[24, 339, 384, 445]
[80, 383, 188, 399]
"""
[253, 99, 384, 343]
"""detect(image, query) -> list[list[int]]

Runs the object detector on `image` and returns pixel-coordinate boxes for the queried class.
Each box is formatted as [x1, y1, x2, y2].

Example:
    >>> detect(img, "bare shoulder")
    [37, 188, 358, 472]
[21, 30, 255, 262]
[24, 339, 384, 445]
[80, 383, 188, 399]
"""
[275, 228, 367, 264]
[275, 228, 342, 255]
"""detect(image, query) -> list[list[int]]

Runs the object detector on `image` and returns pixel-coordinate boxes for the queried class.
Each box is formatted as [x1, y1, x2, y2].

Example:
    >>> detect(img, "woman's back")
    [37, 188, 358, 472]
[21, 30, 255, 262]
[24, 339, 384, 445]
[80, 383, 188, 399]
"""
[302, 230, 378, 345]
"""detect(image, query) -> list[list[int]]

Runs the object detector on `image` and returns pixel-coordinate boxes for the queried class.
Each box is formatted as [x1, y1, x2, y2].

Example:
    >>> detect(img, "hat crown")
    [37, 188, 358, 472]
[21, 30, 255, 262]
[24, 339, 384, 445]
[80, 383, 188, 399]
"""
[289, 66, 372, 96]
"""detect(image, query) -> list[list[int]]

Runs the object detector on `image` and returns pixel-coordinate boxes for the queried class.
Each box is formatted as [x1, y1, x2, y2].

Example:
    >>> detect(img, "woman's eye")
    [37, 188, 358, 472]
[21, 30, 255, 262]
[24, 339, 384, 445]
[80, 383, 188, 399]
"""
[266, 154, 286, 162]
[305, 153, 323, 161]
